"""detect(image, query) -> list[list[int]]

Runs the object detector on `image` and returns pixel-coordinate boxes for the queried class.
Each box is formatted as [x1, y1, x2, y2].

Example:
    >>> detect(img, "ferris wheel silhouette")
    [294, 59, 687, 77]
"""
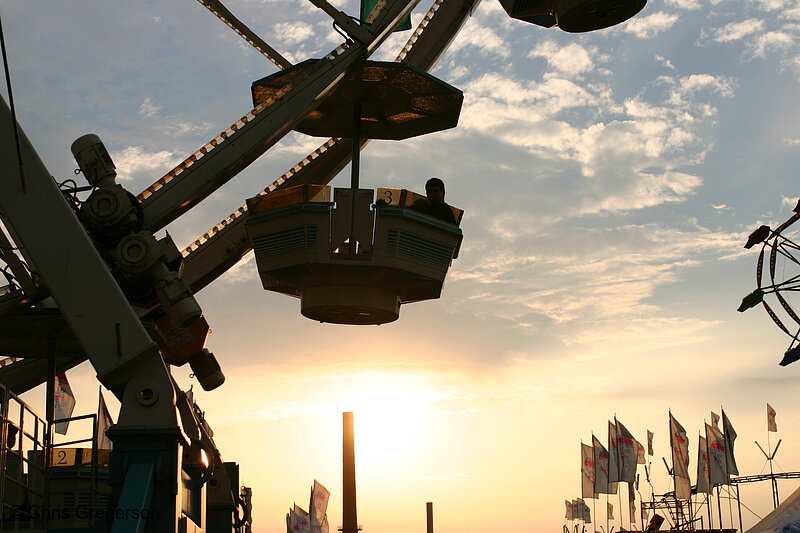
[740, 200, 800, 366]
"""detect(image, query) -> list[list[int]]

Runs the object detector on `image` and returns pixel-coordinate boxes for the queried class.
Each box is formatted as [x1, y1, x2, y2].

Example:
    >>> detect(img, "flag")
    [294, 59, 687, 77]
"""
[593, 435, 611, 494]
[669, 413, 691, 500]
[96, 390, 114, 450]
[565, 500, 572, 520]
[53, 373, 76, 435]
[291, 505, 311, 533]
[571, 499, 579, 520]
[628, 483, 636, 525]
[608, 421, 620, 484]
[722, 409, 739, 476]
[582, 443, 597, 498]
[636, 440, 646, 464]
[608, 502, 614, 521]
[616, 419, 637, 483]
[647, 430, 654, 456]
[696, 434, 711, 494]
[577, 498, 591, 523]
[310, 480, 330, 533]
[767, 403, 778, 432]
[711, 411, 720, 429]
[706, 423, 728, 485]
[361, 0, 412, 30]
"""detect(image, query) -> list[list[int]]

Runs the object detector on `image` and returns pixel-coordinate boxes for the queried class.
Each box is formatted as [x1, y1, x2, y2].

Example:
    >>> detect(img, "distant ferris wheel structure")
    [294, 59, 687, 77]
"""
[739, 200, 800, 366]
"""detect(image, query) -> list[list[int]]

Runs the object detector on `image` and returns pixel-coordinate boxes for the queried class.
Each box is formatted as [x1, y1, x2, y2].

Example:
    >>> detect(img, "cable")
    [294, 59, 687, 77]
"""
[0, 7, 26, 193]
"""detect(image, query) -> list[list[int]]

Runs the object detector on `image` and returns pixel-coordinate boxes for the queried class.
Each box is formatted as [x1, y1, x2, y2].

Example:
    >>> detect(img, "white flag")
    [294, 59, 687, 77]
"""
[722, 409, 739, 476]
[291, 504, 311, 533]
[577, 498, 591, 523]
[616, 419, 637, 483]
[669, 413, 691, 500]
[53, 373, 76, 435]
[310, 480, 330, 533]
[608, 421, 620, 484]
[767, 403, 778, 432]
[96, 390, 114, 450]
[696, 434, 711, 494]
[635, 439, 646, 464]
[592, 435, 612, 494]
[628, 484, 636, 525]
[706, 423, 728, 486]
[581, 443, 597, 499]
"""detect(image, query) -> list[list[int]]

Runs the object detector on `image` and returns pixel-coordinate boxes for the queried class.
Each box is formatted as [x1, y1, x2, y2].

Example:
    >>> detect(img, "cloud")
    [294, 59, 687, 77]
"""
[708, 19, 765, 42]
[664, 0, 704, 10]
[624, 11, 679, 38]
[448, 20, 509, 58]
[273, 21, 315, 45]
[448, 221, 742, 354]
[217, 254, 259, 284]
[655, 54, 676, 70]
[111, 146, 182, 183]
[528, 41, 601, 77]
[138, 98, 161, 118]
[751, 30, 795, 57]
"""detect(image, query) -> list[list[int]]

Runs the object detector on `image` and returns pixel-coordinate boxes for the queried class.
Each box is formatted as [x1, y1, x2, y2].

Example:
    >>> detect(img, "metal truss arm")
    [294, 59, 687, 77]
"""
[138, 0, 420, 233]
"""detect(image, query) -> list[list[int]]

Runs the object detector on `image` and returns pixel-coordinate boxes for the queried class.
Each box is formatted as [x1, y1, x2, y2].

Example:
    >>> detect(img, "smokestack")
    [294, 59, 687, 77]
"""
[343, 412, 358, 533]
[426, 502, 433, 533]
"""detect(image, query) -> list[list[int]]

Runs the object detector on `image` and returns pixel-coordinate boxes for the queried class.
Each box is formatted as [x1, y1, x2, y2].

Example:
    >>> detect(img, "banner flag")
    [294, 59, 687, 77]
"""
[608, 421, 620, 484]
[291, 505, 311, 533]
[310, 480, 330, 533]
[616, 420, 637, 483]
[54, 373, 76, 435]
[722, 409, 739, 476]
[706, 423, 728, 485]
[628, 483, 636, 526]
[608, 502, 614, 521]
[593, 435, 610, 494]
[767, 404, 778, 432]
[647, 430, 654, 456]
[96, 390, 114, 450]
[669, 413, 691, 500]
[697, 434, 711, 494]
[577, 498, 591, 523]
[565, 500, 572, 520]
[636, 440, 646, 464]
[711, 411, 720, 429]
[582, 443, 597, 499]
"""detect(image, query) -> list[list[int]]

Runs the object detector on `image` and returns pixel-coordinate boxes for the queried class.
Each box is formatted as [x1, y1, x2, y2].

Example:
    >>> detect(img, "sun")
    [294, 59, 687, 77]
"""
[329, 372, 435, 474]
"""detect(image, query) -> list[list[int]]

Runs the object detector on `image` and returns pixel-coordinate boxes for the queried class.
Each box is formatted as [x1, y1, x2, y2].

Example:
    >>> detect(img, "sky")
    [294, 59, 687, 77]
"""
[3, 0, 800, 531]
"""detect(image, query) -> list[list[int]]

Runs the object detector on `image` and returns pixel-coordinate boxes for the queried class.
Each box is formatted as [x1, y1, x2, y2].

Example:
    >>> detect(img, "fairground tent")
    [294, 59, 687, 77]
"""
[746, 486, 800, 533]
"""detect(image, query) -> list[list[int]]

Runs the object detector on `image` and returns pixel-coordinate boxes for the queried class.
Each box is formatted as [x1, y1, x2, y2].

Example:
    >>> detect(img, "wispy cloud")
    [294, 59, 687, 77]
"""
[707, 19, 765, 42]
[111, 146, 182, 183]
[751, 30, 795, 57]
[528, 41, 603, 77]
[624, 11, 680, 38]
[138, 98, 161, 118]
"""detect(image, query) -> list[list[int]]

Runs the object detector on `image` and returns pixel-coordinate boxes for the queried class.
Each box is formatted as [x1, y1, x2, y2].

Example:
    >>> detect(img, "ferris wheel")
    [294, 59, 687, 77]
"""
[740, 200, 800, 366]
